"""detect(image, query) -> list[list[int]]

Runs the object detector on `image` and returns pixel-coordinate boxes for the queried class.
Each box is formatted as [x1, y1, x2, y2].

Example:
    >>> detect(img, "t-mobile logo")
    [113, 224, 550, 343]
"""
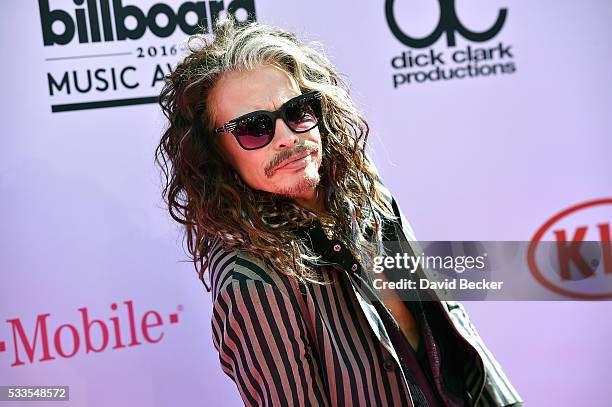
[1, 300, 183, 367]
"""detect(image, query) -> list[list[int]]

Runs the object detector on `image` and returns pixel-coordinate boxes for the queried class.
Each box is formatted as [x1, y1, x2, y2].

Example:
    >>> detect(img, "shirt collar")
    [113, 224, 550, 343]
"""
[292, 219, 363, 275]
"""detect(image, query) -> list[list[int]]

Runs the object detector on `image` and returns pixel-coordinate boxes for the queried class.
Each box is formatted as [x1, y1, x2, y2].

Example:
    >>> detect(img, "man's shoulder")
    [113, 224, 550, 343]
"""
[208, 240, 282, 302]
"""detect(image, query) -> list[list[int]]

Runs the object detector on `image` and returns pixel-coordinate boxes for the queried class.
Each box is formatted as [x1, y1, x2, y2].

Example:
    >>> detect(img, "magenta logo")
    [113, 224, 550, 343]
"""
[1, 300, 183, 367]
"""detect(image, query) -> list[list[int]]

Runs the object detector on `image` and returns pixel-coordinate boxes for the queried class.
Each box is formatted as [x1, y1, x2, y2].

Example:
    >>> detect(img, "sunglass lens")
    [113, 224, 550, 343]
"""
[285, 96, 320, 131]
[234, 114, 274, 149]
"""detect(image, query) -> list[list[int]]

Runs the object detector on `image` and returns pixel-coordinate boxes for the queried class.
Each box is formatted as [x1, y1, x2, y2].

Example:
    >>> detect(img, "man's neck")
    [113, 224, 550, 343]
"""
[293, 186, 328, 215]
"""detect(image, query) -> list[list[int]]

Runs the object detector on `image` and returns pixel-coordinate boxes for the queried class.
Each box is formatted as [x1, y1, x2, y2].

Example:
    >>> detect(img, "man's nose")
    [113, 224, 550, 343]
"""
[272, 118, 299, 150]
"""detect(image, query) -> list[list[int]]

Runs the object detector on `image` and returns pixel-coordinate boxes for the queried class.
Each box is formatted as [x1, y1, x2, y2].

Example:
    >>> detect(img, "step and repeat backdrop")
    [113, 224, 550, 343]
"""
[1, 1, 611, 406]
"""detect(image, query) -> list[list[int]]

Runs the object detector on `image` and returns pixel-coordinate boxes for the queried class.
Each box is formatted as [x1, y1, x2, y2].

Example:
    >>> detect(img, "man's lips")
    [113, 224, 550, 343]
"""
[274, 151, 313, 171]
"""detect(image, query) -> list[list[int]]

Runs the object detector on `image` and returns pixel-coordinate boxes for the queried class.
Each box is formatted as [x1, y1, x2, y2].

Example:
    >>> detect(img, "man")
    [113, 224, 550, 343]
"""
[155, 16, 523, 407]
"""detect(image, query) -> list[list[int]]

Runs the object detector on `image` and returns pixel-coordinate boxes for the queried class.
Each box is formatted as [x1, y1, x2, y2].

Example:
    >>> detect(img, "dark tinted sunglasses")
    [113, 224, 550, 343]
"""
[214, 91, 323, 150]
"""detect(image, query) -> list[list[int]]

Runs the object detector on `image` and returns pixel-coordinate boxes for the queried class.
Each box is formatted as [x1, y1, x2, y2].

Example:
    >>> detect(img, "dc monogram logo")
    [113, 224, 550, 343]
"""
[385, 0, 508, 48]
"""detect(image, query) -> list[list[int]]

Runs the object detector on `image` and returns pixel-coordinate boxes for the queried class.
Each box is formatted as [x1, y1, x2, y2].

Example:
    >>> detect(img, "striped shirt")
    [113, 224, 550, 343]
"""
[210, 245, 421, 406]
[209, 238, 522, 405]
[209, 165, 523, 406]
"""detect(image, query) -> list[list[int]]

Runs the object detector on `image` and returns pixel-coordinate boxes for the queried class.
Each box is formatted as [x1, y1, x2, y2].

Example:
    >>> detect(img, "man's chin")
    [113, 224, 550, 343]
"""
[272, 174, 320, 199]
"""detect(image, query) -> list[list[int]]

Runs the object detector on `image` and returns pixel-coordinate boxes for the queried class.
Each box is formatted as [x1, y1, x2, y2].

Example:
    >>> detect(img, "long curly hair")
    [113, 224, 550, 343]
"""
[154, 16, 396, 292]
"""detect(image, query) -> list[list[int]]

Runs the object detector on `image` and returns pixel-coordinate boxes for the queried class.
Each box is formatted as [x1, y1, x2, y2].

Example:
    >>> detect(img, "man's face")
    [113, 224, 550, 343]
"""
[209, 64, 323, 200]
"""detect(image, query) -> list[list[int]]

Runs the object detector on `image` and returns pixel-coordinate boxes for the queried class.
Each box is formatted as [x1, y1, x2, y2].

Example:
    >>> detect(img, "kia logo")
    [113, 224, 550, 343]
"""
[385, 0, 508, 48]
[528, 198, 612, 299]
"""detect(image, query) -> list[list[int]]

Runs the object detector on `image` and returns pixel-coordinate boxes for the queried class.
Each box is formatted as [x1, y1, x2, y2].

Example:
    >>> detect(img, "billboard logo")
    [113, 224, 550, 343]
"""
[39, 0, 259, 112]
[39, 0, 256, 46]
[385, 0, 507, 48]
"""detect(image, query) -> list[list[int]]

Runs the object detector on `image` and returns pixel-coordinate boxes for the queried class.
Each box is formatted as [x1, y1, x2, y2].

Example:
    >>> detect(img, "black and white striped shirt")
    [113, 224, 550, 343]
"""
[209, 168, 523, 406]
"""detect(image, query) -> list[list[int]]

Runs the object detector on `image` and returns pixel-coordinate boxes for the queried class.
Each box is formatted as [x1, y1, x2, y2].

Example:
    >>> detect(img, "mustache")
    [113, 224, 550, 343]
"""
[264, 141, 319, 178]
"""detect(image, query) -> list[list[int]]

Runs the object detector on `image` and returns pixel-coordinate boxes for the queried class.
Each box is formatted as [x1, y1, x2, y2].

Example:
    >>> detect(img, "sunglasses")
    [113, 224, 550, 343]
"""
[214, 91, 323, 150]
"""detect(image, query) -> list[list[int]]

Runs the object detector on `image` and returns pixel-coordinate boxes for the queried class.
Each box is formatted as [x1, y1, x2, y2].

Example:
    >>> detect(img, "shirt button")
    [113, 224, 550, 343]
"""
[351, 263, 359, 272]
[382, 357, 396, 371]
[333, 244, 342, 252]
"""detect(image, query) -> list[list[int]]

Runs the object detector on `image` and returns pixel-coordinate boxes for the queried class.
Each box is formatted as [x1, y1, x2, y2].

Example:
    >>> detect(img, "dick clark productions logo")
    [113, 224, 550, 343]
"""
[385, 0, 516, 88]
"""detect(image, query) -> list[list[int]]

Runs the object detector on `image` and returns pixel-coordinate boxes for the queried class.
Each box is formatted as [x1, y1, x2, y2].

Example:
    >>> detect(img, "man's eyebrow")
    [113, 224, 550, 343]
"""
[226, 92, 301, 122]
[263, 93, 300, 111]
